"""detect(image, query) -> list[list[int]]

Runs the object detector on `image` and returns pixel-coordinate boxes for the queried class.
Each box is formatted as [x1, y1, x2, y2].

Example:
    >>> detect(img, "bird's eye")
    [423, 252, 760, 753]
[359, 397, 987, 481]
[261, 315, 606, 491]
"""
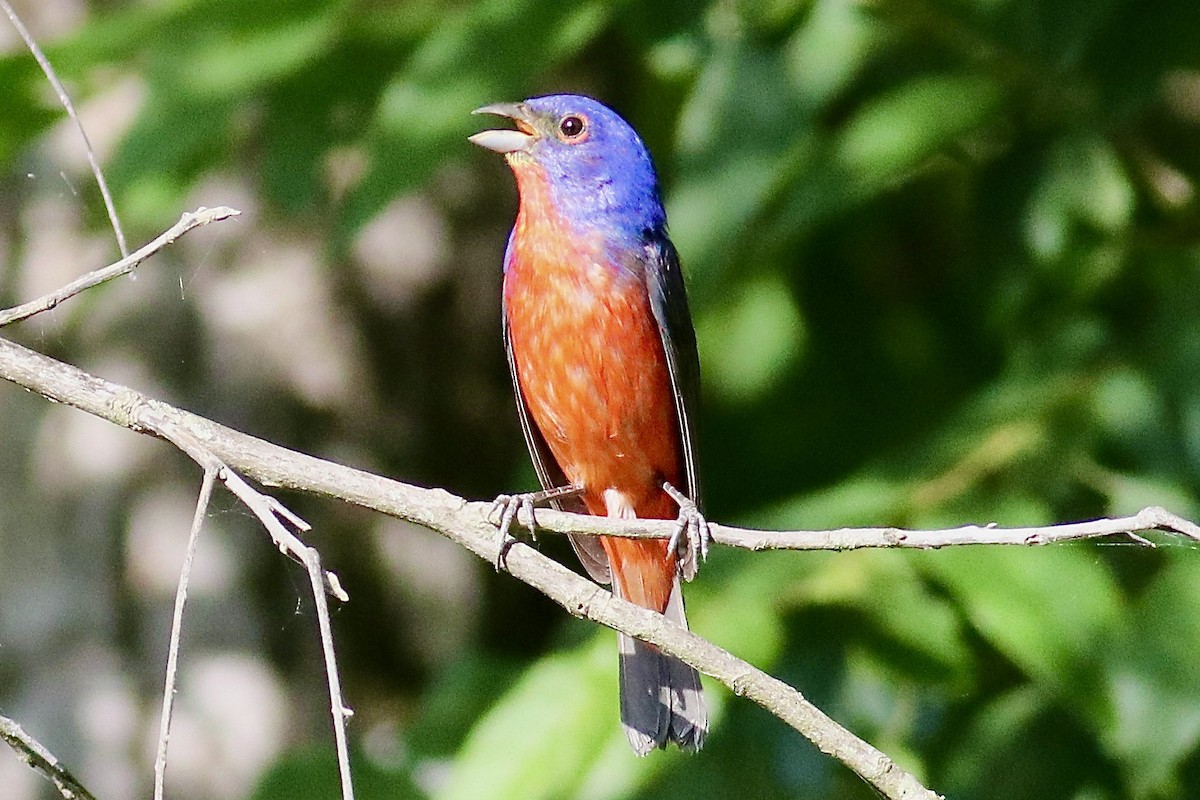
[558, 114, 587, 141]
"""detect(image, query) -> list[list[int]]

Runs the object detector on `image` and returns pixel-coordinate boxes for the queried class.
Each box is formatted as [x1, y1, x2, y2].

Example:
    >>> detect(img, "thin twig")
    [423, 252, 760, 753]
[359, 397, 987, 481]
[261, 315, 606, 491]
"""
[133, 413, 352, 798]
[217, 462, 346, 602]
[154, 467, 216, 800]
[0, 714, 98, 800]
[0, 206, 240, 326]
[133, 413, 354, 799]
[302, 545, 356, 800]
[1, 0, 128, 257]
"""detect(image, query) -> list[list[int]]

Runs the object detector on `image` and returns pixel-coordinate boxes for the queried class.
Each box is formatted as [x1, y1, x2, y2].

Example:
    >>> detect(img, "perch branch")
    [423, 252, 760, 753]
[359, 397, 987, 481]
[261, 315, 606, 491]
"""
[0, 206, 239, 327]
[0, 337, 969, 798]
[1, 0, 128, 257]
[0, 714, 98, 800]
[514, 505, 1200, 550]
[6, 334, 1200, 795]
[5, 331, 1187, 560]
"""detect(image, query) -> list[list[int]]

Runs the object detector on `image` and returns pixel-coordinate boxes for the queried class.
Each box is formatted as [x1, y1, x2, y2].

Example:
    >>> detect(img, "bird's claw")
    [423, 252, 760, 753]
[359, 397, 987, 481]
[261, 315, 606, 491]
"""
[663, 482, 711, 581]
[488, 484, 583, 571]
[489, 493, 540, 571]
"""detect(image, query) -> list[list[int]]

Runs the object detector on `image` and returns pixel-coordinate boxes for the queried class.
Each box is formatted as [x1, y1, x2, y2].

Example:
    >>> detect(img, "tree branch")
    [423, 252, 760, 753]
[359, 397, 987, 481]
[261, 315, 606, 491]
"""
[519, 504, 1200, 550]
[9, 325, 1200, 797]
[0, 206, 239, 327]
[0, 333, 942, 799]
[0, 714, 98, 800]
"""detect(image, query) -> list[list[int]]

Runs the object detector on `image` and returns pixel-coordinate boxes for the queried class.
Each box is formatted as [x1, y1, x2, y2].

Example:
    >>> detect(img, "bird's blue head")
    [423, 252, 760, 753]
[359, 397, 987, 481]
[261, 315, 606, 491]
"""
[470, 94, 667, 242]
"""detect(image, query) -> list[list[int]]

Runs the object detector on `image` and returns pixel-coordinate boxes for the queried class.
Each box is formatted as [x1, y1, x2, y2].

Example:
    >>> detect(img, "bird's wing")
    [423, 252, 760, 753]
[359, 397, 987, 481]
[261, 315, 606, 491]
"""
[502, 295, 612, 584]
[642, 235, 702, 509]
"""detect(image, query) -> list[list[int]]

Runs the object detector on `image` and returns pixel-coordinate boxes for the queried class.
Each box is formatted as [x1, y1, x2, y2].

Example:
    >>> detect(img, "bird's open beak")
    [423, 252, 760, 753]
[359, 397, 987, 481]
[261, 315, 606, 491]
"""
[469, 102, 538, 153]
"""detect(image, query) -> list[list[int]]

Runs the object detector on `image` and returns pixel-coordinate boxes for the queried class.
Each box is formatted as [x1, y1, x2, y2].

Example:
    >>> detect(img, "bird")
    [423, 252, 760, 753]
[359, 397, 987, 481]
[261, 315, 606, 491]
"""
[470, 94, 709, 755]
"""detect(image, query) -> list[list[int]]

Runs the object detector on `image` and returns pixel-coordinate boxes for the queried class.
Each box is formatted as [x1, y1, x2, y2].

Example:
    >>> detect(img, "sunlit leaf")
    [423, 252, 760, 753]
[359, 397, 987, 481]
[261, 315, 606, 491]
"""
[837, 73, 1002, 184]
[436, 637, 642, 800]
[1025, 135, 1133, 262]
[697, 273, 805, 403]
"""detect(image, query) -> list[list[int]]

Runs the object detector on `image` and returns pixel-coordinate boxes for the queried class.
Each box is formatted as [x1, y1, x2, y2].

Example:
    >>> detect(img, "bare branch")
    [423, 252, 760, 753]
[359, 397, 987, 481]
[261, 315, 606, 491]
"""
[123, 393, 354, 800]
[515, 505, 1200, 551]
[154, 467, 215, 800]
[0, 714, 98, 800]
[1, 0, 128, 257]
[0, 322, 351, 795]
[0, 334, 953, 799]
[301, 544, 355, 800]
[0, 206, 240, 327]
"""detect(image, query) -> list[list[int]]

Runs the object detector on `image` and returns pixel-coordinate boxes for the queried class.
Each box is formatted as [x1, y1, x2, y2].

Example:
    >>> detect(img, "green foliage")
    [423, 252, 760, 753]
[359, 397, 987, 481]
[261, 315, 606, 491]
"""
[251, 745, 422, 800]
[4, 0, 1200, 798]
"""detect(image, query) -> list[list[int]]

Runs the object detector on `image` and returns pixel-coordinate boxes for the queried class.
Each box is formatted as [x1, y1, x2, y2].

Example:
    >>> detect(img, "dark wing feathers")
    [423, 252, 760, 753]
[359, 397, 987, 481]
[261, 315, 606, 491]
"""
[642, 235, 702, 510]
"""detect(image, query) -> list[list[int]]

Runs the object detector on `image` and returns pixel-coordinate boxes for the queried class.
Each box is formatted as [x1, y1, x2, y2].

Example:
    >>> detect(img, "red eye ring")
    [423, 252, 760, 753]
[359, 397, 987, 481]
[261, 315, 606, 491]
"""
[558, 114, 588, 142]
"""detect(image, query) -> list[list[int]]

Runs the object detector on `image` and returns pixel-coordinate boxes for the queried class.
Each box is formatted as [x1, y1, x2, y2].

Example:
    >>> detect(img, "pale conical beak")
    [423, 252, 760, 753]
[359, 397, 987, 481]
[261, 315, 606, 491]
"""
[469, 102, 537, 153]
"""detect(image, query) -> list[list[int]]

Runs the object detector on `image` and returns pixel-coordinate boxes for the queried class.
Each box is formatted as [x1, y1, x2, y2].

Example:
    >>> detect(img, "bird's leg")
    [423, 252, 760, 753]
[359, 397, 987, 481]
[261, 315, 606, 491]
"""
[490, 484, 583, 571]
[663, 481, 711, 581]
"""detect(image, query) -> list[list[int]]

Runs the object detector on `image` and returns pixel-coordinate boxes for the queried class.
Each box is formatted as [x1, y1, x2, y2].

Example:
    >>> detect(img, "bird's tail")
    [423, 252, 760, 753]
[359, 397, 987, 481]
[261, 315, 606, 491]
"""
[616, 578, 707, 755]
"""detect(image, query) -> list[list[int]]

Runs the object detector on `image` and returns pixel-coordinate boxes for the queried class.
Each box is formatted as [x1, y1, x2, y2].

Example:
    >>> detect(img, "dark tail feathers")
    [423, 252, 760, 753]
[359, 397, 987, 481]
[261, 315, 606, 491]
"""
[617, 581, 707, 755]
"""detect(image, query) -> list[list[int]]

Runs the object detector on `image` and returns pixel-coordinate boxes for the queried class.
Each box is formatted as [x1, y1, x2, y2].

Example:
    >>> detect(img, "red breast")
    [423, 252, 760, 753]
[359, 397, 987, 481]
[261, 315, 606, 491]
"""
[503, 162, 683, 610]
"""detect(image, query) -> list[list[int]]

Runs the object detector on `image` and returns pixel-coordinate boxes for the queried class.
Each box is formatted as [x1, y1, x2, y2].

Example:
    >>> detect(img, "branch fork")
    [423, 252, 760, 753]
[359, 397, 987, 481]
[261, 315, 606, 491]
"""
[0, 206, 353, 800]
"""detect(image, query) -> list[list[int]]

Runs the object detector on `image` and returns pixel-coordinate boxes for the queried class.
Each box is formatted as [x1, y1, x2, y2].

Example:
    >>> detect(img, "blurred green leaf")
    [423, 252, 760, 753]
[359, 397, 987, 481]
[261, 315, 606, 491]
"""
[408, 652, 528, 757]
[1102, 556, 1200, 798]
[0, 62, 60, 165]
[939, 686, 1052, 798]
[106, 94, 234, 225]
[177, 5, 343, 98]
[757, 474, 911, 534]
[344, 0, 612, 236]
[837, 73, 1002, 184]
[670, 35, 810, 284]
[436, 635, 647, 800]
[916, 546, 1122, 714]
[697, 273, 805, 403]
[785, 0, 881, 111]
[1025, 135, 1133, 263]
[837, 551, 971, 678]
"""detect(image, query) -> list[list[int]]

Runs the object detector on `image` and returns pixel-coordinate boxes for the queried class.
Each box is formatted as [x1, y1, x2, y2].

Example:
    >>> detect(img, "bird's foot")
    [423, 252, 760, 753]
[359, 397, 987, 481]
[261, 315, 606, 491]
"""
[489, 493, 536, 571]
[663, 481, 711, 581]
[489, 485, 582, 571]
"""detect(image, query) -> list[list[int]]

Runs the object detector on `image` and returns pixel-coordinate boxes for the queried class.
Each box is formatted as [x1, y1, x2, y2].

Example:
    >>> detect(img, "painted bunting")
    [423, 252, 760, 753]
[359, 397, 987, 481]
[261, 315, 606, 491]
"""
[471, 95, 709, 754]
